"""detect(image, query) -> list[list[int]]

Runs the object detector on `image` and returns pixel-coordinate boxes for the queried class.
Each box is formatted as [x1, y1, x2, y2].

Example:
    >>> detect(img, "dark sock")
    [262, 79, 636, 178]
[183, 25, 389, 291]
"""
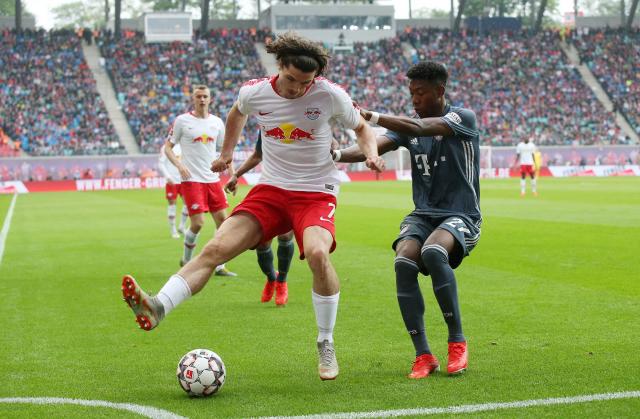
[421, 245, 465, 342]
[276, 239, 294, 282]
[257, 247, 277, 282]
[395, 256, 431, 356]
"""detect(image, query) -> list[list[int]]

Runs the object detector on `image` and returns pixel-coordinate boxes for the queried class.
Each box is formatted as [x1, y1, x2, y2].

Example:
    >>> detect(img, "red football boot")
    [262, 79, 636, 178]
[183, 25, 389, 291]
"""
[408, 353, 440, 379]
[275, 281, 288, 306]
[447, 341, 468, 375]
[261, 280, 275, 303]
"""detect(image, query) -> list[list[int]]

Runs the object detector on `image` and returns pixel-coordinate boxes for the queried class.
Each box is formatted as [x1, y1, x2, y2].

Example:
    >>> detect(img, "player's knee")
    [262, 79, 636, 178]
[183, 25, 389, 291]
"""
[395, 240, 420, 261]
[190, 219, 204, 232]
[305, 245, 330, 270]
[278, 231, 294, 242]
[420, 245, 449, 271]
[200, 239, 226, 264]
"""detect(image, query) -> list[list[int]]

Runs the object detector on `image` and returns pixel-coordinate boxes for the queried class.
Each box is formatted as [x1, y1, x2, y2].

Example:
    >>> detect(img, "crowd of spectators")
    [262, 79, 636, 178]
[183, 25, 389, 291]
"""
[1, 27, 634, 159]
[325, 37, 413, 147]
[0, 29, 125, 156]
[573, 28, 640, 138]
[101, 28, 269, 153]
[400, 28, 622, 146]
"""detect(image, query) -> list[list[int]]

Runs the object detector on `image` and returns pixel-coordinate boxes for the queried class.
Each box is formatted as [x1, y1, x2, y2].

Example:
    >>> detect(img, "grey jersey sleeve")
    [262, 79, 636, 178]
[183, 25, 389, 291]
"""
[383, 130, 409, 148]
[441, 108, 478, 139]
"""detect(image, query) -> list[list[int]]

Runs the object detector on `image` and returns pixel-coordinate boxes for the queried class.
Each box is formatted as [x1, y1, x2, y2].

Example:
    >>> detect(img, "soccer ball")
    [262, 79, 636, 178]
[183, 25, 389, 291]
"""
[176, 348, 226, 397]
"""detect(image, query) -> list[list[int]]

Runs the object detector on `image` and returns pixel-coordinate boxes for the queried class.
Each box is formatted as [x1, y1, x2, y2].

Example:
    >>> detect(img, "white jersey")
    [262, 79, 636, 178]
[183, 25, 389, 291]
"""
[168, 112, 225, 183]
[158, 144, 182, 184]
[237, 76, 360, 196]
[516, 141, 536, 165]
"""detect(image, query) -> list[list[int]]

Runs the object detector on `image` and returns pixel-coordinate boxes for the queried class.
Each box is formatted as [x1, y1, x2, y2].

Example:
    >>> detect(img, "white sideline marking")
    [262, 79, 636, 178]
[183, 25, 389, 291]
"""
[258, 390, 640, 419]
[0, 193, 17, 266]
[0, 397, 187, 419]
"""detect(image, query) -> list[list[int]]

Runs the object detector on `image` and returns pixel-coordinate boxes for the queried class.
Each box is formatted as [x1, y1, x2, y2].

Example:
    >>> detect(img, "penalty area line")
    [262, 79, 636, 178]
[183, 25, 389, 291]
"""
[257, 390, 640, 419]
[0, 397, 187, 419]
[0, 193, 17, 267]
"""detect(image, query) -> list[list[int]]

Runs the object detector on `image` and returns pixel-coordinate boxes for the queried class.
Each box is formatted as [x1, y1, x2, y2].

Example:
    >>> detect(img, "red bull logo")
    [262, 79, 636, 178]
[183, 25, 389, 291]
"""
[264, 123, 314, 144]
[193, 134, 213, 144]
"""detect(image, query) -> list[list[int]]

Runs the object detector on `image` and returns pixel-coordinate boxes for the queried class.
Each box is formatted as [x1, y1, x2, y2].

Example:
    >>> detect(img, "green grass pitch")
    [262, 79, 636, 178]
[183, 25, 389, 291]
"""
[0, 177, 638, 418]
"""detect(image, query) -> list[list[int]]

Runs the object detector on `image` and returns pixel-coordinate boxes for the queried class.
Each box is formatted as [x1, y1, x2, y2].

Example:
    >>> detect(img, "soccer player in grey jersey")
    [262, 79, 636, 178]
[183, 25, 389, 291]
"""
[333, 61, 481, 379]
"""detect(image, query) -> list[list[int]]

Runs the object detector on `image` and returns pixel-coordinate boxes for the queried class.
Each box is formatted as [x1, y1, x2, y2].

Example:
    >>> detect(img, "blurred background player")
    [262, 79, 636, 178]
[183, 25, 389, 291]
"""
[158, 143, 189, 238]
[225, 132, 294, 306]
[515, 137, 538, 197]
[163, 85, 236, 276]
[122, 32, 384, 381]
[333, 61, 480, 379]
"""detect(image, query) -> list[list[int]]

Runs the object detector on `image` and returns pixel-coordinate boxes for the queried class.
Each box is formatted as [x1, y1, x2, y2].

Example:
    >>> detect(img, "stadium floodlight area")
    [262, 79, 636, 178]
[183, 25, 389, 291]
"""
[144, 12, 192, 43]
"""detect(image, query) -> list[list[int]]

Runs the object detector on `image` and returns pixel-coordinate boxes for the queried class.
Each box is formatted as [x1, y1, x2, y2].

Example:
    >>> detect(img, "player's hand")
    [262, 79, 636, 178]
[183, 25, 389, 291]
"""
[366, 156, 385, 172]
[211, 156, 232, 173]
[178, 165, 191, 181]
[359, 108, 372, 121]
[224, 175, 238, 196]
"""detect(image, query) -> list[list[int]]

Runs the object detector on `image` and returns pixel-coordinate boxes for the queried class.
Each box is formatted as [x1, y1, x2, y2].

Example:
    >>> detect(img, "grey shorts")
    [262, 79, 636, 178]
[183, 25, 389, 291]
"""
[392, 213, 481, 272]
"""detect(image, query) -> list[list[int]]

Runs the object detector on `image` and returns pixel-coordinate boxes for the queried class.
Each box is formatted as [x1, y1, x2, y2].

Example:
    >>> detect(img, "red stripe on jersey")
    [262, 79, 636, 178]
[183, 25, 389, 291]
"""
[242, 77, 270, 87]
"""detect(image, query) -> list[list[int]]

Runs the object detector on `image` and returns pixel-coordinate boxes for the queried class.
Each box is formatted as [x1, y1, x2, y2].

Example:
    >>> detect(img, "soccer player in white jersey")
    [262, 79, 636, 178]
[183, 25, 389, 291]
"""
[163, 85, 236, 276]
[515, 137, 538, 196]
[122, 33, 384, 381]
[158, 143, 189, 238]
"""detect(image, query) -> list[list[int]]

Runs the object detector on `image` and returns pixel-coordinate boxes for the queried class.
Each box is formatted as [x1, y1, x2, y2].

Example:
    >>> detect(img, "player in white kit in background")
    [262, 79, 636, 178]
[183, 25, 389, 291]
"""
[515, 137, 538, 197]
[158, 143, 189, 238]
[163, 85, 236, 276]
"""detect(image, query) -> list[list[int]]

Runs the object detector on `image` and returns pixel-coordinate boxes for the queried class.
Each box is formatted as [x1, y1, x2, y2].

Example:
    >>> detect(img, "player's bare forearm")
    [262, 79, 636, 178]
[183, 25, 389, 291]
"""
[336, 136, 396, 163]
[361, 109, 453, 137]
[220, 104, 248, 162]
[234, 153, 262, 178]
[354, 119, 378, 159]
[352, 120, 386, 172]
[164, 140, 181, 168]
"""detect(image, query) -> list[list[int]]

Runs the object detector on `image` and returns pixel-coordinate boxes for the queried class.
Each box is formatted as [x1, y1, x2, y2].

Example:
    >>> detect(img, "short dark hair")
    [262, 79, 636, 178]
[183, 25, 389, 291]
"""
[407, 61, 448, 87]
[266, 31, 330, 76]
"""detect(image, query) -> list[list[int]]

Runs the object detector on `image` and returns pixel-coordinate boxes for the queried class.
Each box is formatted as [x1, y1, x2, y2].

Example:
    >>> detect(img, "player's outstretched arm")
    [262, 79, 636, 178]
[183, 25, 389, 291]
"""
[333, 136, 397, 163]
[353, 116, 385, 172]
[360, 109, 454, 138]
[212, 103, 248, 173]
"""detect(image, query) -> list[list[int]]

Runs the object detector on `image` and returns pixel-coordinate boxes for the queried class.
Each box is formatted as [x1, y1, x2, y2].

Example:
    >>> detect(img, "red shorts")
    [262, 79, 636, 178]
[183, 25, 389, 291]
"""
[165, 183, 181, 200]
[181, 181, 228, 216]
[231, 184, 337, 259]
[520, 164, 535, 177]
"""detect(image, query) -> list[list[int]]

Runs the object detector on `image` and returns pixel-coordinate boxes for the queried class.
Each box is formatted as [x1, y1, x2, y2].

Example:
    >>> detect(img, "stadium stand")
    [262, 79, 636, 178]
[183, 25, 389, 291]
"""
[573, 28, 640, 140]
[401, 28, 621, 146]
[0, 29, 125, 156]
[101, 29, 269, 153]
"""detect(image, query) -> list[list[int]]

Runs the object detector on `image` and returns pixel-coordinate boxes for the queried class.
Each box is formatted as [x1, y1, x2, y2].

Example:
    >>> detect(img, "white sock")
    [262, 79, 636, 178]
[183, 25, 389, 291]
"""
[532, 178, 537, 193]
[183, 229, 199, 262]
[168, 204, 177, 232]
[179, 206, 189, 230]
[312, 290, 340, 343]
[520, 179, 526, 194]
[157, 274, 192, 316]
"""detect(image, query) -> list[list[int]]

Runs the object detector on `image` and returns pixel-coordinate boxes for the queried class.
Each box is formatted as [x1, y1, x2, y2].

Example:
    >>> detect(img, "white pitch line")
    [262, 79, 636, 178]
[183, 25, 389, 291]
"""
[257, 390, 640, 419]
[0, 397, 187, 419]
[0, 193, 17, 266]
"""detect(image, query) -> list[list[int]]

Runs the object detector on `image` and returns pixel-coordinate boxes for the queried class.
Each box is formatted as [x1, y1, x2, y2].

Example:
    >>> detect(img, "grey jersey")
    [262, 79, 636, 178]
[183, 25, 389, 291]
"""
[385, 104, 481, 223]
